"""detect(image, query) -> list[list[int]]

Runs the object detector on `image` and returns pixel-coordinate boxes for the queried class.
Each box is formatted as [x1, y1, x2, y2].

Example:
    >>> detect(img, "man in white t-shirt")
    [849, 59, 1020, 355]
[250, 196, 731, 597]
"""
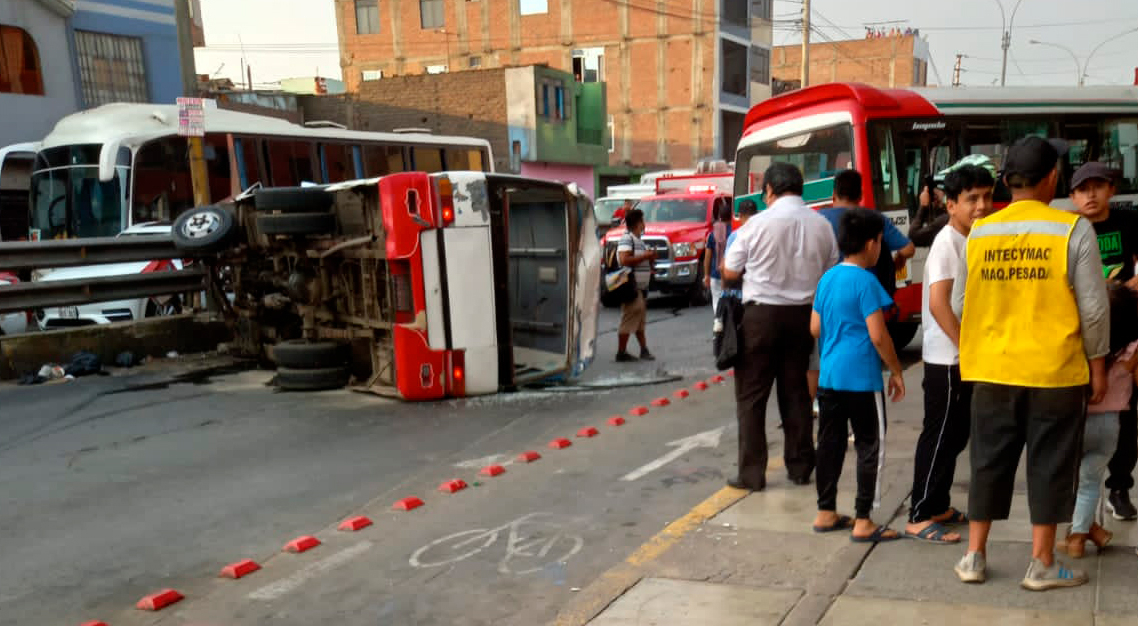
[904, 161, 996, 543]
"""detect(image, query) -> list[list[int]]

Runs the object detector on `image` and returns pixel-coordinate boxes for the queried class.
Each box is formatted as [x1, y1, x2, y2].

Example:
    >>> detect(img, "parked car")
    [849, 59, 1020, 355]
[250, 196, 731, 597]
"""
[33, 222, 185, 330]
[0, 272, 30, 336]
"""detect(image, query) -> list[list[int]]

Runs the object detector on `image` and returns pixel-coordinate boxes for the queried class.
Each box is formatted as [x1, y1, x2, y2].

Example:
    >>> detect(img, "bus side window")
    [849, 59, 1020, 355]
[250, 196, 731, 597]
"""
[362, 144, 402, 177]
[320, 143, 353, 183]
[411, 147, 444, 173]
[204, 134, 231, 202]
[266, 140, 316, 186]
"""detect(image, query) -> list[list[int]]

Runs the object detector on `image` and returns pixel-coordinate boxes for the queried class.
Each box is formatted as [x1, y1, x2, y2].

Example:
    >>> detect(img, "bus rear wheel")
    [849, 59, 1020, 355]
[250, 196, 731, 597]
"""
[173, 205, 237, 253]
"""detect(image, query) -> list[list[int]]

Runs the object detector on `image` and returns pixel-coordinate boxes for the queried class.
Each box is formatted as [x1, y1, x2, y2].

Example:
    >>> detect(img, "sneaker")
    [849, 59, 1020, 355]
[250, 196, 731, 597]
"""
[615, 352, 638, 363]
[639, 349, 656, 361]
[954, 551, 986, 584]
[1021, 558, 1088, 591]
[1107, 490, 1138, 521]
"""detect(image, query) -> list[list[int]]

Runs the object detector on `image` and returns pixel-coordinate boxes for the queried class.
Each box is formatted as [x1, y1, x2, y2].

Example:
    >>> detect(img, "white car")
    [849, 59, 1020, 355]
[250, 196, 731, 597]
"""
[34, 223, 186, 330]
[0, 273, 30, 336]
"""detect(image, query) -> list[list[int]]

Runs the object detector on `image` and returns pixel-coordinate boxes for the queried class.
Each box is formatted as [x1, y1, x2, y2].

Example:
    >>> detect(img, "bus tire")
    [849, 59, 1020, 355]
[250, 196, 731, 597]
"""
[172, 205, 237, 253]
[887, 321, 919, 351]
[272, 339, 350, 369]
[275, 366, 350, 391]
[254, 186, 334, 213]
[257, 212, 336, 236]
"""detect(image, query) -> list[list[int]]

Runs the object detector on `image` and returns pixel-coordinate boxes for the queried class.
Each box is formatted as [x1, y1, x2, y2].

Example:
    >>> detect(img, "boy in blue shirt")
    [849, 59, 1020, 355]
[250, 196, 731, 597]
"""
[810, 208, 906, 542]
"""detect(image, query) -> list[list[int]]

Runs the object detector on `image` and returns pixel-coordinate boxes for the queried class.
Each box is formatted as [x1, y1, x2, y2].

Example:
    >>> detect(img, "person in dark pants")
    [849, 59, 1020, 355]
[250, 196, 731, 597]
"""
[1070, 161, 1138, 521]
[905, 163, 995, 544]
[811, 209, 906, 542]
[722, 163, 839, 490]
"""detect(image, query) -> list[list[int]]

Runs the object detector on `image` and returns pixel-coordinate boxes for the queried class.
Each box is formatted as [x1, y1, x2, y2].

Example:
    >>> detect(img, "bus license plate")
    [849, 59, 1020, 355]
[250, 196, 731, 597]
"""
[58, 306, 79, 319]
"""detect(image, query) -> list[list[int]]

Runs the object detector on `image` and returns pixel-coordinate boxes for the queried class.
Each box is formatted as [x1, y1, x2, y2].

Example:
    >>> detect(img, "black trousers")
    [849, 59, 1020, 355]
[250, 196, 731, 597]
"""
[733, 303, 815, 488]
[816, 388, 886, 519]
[909, 363, 972, 523]
[968, 383, 1085, 525]
[1105, 388, 1137, 492]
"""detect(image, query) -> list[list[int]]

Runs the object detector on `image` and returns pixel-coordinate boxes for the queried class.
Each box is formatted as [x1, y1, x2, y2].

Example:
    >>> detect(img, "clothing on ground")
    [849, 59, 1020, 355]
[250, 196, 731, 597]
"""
[723, 194, 839, 306]
[909, 363, 972, 523]
[1073, 411, 1120, 534]
[617, 232, 652, 290]
[619, 290, 647, 335]
[968, 383, 1086, 525]
[922, 224, 966, 365]
[813, 263, 894, 392]
[816, 388, 886, 518]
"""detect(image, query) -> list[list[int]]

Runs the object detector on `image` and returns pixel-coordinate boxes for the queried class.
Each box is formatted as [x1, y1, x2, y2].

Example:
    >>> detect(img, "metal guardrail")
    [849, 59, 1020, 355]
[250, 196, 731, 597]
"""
[0, 235, 199, 272]
[0, 236, 214, 315]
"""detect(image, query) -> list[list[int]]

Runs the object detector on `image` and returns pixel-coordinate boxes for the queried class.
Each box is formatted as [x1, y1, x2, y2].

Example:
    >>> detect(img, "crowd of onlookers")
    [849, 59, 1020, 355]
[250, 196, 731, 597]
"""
[647, 136, 1136, 592]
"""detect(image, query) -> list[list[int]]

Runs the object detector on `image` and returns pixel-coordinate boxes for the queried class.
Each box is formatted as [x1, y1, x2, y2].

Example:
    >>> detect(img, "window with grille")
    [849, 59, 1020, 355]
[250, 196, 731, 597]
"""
[420, 0, 444, 28]
[355, 0, 380, 34]
[74, 31, 148, 107]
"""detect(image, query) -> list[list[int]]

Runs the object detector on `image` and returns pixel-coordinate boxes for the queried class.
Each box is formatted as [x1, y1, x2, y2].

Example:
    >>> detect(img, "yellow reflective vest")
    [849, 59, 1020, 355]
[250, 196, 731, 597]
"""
[959, 200, 1088, 387]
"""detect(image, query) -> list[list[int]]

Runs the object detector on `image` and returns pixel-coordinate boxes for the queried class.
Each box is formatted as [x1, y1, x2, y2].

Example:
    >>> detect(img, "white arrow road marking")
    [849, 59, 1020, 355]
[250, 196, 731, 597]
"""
[620, 426, 726, 482]
[454, 453, 513, 469]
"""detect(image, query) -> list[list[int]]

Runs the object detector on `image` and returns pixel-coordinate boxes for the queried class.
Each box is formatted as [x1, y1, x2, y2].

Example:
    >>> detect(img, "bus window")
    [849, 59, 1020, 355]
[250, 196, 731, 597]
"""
[265, 139, 316, 186]
[363, 144, 403, 176]
[732, 123, 853, 207]
[412, 146, 444, 173]
[133, 137, 192, 224]
[320, 143, 353, 183]
[1100, 118, 1138, 196]
[234, 136, 262, 189]
[445, 147, 486, 172]
[868, 124, 903, 210]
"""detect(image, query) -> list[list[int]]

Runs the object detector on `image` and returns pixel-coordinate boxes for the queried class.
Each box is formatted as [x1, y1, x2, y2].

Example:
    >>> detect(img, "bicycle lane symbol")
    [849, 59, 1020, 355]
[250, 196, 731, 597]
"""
[409, 512, 585, 575]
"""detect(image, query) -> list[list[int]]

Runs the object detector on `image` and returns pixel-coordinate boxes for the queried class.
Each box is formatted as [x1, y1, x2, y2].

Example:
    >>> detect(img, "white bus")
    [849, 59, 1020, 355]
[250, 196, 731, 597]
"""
[25, 101, 494, 241]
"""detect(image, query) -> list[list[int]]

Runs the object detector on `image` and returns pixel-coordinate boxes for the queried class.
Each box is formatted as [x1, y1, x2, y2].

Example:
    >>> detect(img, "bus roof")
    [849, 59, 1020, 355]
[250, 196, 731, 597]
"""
[39, 102, 493, 151]
[912, 85, 1138, 115]
[743, 83, 939, 129]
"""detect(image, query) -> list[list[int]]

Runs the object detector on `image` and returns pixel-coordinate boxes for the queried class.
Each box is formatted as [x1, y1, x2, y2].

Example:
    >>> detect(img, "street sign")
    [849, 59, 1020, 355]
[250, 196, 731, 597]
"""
[176, 97, 205, 137]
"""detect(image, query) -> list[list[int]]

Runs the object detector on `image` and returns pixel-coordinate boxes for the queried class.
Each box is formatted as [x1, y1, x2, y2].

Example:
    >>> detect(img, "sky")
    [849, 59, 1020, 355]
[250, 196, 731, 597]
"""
[192, 0, 1138, 88]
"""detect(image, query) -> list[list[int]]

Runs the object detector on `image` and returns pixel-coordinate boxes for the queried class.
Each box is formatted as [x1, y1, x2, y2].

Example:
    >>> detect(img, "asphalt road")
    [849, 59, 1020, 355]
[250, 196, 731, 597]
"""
[0, 295, 747, 625]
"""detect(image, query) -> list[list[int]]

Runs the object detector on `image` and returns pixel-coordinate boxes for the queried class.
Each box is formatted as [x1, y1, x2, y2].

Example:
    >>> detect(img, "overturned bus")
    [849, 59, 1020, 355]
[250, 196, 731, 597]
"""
[174, 172, 601, 400]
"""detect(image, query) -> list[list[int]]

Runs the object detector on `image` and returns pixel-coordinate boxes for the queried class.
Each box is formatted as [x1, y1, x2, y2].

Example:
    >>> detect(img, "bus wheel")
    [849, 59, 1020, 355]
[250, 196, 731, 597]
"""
[272, 339, 350, 369]
[254, 186, 334, 213]
[257, 212, 336, 236]
[887, 322, 919, 351]
[173, 206, 237, 253]
[275, 366, 350, 391]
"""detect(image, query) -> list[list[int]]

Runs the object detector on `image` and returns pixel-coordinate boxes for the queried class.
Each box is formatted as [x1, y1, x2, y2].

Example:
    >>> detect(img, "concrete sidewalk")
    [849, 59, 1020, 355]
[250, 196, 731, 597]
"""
[556, 364, 1138, 626]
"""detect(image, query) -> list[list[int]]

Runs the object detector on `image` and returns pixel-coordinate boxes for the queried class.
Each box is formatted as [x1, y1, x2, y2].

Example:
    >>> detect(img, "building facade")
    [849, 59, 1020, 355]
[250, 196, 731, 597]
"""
[334, 0, 773, 170]
[298, 64, 609, 196]
[772, 34, 931, 92]
[0, 0, 81, 146]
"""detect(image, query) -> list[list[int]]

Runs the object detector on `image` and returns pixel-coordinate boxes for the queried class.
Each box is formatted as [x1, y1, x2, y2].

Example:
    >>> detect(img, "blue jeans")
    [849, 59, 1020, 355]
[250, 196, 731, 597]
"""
[1073, 412, 1121, 534]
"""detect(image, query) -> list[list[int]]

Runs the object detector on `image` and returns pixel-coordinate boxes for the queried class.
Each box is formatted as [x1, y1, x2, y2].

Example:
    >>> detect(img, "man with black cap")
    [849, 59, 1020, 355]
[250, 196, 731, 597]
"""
[1071, 161, 1138, 521]
[951, 136, 1109, 590]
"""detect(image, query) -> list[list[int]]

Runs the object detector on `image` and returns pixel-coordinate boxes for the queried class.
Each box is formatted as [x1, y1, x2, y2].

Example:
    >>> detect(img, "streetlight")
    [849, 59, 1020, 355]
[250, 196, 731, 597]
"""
[1084, 25, 1138, 85]
[1028, 39, 1082, 86]
[994, 0, 1028, 86]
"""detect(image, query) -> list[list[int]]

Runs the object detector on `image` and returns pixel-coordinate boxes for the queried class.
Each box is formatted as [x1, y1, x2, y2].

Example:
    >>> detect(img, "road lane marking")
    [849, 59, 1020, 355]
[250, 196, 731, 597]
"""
[620, 426, 725, 481]
[454, 453, 514, 469]
[247, 541, 373, 602]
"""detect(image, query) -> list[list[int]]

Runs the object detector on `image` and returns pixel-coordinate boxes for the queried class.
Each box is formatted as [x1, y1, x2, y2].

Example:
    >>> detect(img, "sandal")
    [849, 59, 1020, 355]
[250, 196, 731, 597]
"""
[938, 508, 968, 526]
[851, 526, 902, 543]
[813, 514, 855, 533]
[904, 522, 961, 544]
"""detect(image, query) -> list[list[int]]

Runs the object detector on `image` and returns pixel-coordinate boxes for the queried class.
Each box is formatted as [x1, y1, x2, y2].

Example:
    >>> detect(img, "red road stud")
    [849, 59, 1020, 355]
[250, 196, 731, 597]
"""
[393, 496, 424, 511]
[438, 479, 469, 493]
[673, 389, 690, 399]
[710, 375, 726, 384]
[517, 450, 542, 462]
[651, 397, 671, 407]
[338, 515, 373, 531]
[136, 589, 184, 611]
[608, 416, 626, 426]
[81, 622, 109, 626]
[693, 381, 710, 391]
[629, 406, 650, 416]
[480, 464, 506, 477]
[220, 558, 261, 579]
[284, 535, 321, 553]
[577, 426, 599, 437]
[548, 437, 572, 449]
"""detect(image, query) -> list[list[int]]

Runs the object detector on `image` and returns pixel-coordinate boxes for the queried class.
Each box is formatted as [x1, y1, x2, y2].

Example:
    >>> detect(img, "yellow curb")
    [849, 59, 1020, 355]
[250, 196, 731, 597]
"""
[551, 485, 750, 626]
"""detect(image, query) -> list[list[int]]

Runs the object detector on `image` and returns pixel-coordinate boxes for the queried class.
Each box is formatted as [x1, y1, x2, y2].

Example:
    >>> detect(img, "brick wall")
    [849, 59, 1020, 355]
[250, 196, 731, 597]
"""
[298, 68, 513, 172]
[773, 36, 922, 88]
[336, 0, 729, 169]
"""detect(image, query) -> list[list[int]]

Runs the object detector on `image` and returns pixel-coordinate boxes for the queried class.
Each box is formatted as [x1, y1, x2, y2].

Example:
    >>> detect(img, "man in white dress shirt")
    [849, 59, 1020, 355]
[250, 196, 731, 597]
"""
[723, 162, 839, 490]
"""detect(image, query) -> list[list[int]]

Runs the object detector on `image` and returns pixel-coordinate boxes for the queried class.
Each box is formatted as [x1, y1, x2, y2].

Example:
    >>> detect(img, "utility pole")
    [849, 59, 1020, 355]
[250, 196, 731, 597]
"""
[173, 0, 197, 96]
[952, 54, 963, 87]
[800, 0, 811, 88]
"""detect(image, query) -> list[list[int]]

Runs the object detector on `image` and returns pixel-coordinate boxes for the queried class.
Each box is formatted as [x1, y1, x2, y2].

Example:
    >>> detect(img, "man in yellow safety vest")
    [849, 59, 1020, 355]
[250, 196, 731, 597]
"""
[950, 136, 1110, 591]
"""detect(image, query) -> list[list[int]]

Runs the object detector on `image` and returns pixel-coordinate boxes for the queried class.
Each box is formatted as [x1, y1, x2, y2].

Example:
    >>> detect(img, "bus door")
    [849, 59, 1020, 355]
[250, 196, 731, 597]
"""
[0, 143, 37, 241]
